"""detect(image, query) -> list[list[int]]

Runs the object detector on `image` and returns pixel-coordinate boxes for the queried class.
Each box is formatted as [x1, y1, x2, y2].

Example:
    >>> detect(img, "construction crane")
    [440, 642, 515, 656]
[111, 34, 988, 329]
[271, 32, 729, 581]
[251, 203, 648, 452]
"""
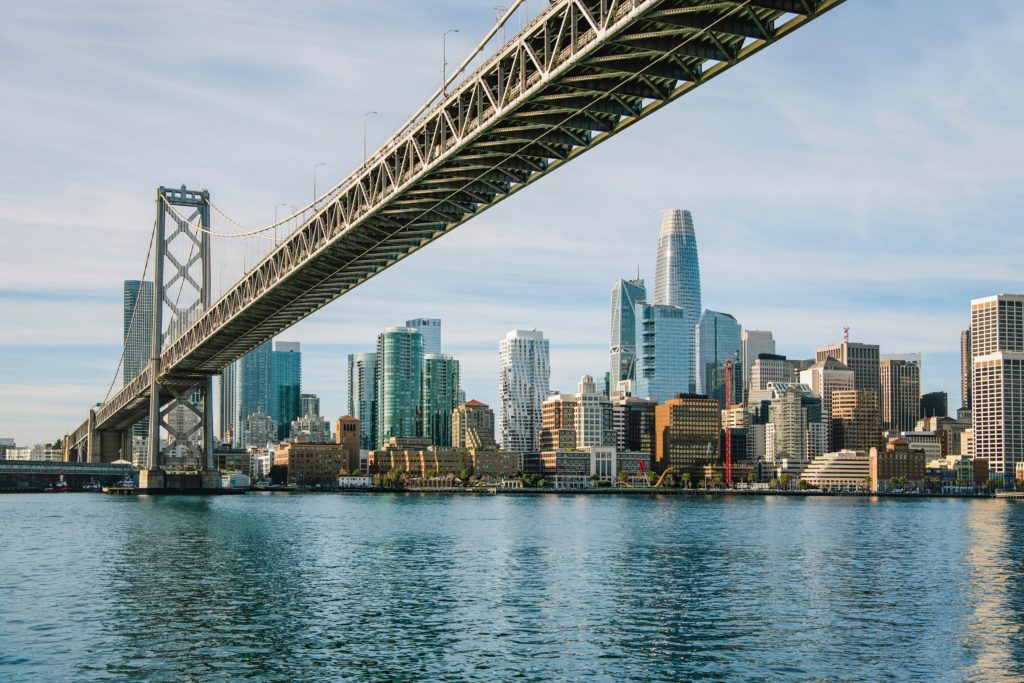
[724, 355, 733, 486]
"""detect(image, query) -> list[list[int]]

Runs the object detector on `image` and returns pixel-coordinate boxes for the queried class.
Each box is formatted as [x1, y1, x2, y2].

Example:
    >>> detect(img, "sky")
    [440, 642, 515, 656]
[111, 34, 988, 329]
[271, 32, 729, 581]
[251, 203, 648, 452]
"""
[1, 0, 1022, 446]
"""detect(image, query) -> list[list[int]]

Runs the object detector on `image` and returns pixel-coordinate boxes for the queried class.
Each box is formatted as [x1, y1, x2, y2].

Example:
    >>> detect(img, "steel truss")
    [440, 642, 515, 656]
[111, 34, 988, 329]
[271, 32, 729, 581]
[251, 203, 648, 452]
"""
[68, 0, 845, 453]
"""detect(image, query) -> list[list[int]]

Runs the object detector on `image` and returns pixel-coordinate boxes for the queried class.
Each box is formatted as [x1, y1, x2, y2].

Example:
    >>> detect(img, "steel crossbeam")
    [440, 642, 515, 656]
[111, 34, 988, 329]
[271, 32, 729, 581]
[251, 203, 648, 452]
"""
[67, 0, 846, 454]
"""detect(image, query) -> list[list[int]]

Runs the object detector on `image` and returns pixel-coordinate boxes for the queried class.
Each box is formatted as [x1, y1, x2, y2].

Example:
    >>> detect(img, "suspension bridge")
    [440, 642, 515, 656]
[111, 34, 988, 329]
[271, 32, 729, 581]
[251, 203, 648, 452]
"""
[63, 0, 846, 479]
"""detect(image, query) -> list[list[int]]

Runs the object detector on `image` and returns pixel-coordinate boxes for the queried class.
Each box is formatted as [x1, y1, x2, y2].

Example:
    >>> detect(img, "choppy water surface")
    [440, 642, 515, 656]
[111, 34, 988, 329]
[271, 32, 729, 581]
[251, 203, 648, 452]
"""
[3, 493, 1024, 681]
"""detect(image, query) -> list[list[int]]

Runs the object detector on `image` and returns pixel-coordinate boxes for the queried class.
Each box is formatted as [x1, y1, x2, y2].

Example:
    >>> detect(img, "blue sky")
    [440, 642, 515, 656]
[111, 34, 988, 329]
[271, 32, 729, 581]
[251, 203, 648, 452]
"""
[1, 0, 1022, 445]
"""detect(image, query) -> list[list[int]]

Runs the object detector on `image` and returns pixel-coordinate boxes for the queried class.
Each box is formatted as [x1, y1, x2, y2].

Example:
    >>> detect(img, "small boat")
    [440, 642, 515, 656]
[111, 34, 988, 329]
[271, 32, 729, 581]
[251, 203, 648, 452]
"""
[81, 480, 102, 492]
[45, 475, 72, 493]
[103, 473, 137, 495]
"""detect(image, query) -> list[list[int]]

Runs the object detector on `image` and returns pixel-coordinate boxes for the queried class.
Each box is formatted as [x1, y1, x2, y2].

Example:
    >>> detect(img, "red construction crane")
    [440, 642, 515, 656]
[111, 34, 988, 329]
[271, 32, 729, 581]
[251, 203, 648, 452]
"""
[724, 354, 733, 486]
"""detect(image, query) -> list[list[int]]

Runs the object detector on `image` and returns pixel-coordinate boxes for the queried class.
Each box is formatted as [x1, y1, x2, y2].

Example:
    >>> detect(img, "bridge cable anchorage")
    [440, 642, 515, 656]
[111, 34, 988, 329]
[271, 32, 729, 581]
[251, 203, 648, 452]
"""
[162, 0, 765, 362]
[101, 213, 158, 405]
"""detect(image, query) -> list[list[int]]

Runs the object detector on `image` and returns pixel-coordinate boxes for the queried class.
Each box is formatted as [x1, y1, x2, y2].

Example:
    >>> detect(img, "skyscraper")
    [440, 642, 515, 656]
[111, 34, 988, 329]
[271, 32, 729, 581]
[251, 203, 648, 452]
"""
[226, 340, 273, 446]
[879, 358, 921, 431]
[633, 302, 692, 403]
[270, 342, 302, 440]
[123, 280, 154, 383]
[971, 294, 1024, 477]
[498, 330, 550, 454]
[405, 318, 441, 355]
[377, 327, 423, 447]
[961, 328, 972, 410]
[741, 330, 775, 402]
[800, 357, 855, 451]
[831, 389, 882, 452]
[816, 339, 880, 396]
[697, 310, 742, 407]
[421, 353, 460, 447]
[123, 280, 154, 459]
[653, 209, 701, 390]
[609, 278, 646, 389]
[300, 393, 320, 418]
[347, 352, 377, 451]
[452, 400, 497, 450]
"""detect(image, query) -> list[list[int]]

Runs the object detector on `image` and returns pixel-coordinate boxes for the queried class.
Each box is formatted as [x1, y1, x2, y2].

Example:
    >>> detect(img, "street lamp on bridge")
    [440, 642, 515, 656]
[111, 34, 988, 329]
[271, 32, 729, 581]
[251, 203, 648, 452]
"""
[363, 111, 378, 162]
[312, 162, 326, 208]
[442, 29, 459, 93]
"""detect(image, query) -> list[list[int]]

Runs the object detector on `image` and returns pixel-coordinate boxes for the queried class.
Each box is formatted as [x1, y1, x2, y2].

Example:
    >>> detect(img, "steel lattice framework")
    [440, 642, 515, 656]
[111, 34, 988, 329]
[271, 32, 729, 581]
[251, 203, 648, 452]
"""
[68, 0, 845, 456]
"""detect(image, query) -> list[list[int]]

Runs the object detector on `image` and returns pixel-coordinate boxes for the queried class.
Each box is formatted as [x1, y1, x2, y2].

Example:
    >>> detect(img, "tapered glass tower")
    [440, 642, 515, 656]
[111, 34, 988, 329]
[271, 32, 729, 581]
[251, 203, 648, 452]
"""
[609, 278, 646, 387]
[653, 209, 701, 392]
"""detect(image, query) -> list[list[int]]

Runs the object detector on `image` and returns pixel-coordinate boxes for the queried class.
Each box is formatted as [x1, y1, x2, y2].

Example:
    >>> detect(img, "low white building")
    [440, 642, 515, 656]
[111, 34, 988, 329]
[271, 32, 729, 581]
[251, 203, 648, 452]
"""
[4, 445, 62, 462]
[801, 450, 870, 491]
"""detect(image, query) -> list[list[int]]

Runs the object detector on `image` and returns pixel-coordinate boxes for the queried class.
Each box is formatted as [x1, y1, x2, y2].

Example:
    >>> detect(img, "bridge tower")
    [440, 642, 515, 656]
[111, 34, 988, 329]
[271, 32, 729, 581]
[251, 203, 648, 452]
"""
[143, 186, 217, 485]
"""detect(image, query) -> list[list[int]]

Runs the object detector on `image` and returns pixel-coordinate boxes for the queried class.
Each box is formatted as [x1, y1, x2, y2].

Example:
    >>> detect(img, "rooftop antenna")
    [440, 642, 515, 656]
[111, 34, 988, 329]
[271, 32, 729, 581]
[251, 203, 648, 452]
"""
[843, 326, 850, 344]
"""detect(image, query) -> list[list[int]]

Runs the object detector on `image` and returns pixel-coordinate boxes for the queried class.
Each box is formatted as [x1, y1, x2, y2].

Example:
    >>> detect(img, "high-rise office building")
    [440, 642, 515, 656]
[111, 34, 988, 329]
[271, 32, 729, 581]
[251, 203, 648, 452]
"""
[961, 328, 972, 410]
[347, 352, 377, 451]
[377, 327, 423, 447]
[498, 330, 550, 454]
[452, 400, 497, 450]
[634, 303, 693, 403]
[612, 396, 657, 455]
[300, 393, 320, 418]
[123, 280, 154, 383]
[816, 339, 880, 396]
[741, 330, 775, 401]
[750, 354, 795, 393]
[800, 357, 855, 450]
[697, 310, 742, 407]
[971, 294, 1024, 477]
[765, 384, 827, 463]
[421, 353, 460, 447]
[539, 375, 614, 451]
[831, 389, 882, 452]
[405, 318, 441, 355]
[879, 358, 921, 431]
[920, 392, 948, 419]
[654, 395, 720, 479]
[270, 342, 302, 440]
[225, 340, 273, 446]
[653, 209, 701, 390]
[609, 278, 646, 388]
[123, 280, 154, 457]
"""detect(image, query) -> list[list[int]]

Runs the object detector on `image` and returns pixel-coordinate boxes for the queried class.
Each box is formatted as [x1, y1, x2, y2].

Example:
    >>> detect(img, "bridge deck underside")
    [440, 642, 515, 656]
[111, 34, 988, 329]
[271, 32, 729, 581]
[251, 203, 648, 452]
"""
[75, 0, 844, 442]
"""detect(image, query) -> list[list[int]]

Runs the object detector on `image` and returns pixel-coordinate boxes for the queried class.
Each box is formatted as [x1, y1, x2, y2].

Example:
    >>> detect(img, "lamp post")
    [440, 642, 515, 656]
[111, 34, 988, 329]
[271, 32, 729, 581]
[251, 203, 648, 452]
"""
[312, 162, 326, 208]
[442, 29, 459, 93]
[363, 111, 378, 162]
[274, 203, 288, 245]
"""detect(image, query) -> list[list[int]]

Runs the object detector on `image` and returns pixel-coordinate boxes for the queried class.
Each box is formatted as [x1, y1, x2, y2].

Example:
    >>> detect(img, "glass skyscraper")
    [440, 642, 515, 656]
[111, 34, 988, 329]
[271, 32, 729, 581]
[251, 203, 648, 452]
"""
[421, 353, 460, 447]
[405, 318, 441, 355]
[376, 327, 423, 447]
[123, 280, 154, 384]
[123, 280, 154, 460]
[347, 352, 377, 450]
[270, 342, 302, 440]
[609, 278, 646, 388]
[697, 310, 742, 407]
[634, 303, 693, 403]
[653, 209, 701, 391]
[223, 340, 273, 446]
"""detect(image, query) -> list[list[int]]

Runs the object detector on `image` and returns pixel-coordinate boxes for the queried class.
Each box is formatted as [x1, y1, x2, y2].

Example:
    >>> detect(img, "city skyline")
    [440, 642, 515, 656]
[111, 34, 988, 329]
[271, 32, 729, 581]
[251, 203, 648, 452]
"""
[2, 1, 1023, 445]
